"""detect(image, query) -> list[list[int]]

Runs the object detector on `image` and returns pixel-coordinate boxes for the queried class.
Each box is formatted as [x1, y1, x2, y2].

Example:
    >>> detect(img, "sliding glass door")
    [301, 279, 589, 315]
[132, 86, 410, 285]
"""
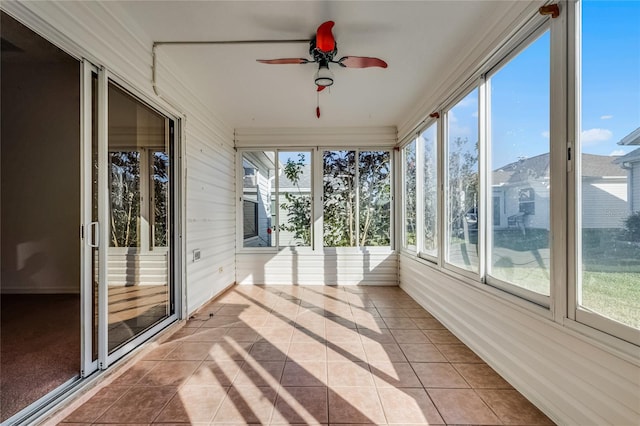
[84, 66, 179, 369]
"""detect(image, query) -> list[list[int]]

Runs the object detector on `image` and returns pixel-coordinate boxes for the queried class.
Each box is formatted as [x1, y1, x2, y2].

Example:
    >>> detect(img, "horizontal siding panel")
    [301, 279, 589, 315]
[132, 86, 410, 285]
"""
[399, 254, 639, 425]
[235, 126, 397, 147]
[237, 252, 398, 285]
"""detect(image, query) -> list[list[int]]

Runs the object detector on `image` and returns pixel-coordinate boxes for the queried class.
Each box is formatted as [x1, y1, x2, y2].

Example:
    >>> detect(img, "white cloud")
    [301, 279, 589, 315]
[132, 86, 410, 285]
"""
[581, 128, 612, 144]
[541, 131, 550, 139]
[600, 115, 613, 120]
[609, 149, 625, 156]
[471, 111, 478, 118]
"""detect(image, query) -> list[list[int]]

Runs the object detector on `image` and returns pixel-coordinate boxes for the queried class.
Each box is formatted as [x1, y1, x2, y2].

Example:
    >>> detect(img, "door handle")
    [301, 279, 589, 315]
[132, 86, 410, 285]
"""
[89, 221, 99, 248]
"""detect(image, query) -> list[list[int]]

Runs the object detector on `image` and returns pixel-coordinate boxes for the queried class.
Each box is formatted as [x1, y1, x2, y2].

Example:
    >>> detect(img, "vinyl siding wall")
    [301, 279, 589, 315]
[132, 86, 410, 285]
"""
[3, 1, 236, 314]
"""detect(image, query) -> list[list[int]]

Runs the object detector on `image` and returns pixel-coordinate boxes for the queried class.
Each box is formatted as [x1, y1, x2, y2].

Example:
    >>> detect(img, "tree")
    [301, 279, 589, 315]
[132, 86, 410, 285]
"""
[448, 137, 479, 239]
[110, 151, 140, 247]
[279, 154, 312, 246]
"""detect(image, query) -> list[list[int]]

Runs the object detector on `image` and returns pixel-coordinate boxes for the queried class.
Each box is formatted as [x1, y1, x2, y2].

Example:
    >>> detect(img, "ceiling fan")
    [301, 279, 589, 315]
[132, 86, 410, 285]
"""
[256, 21, 388, 117]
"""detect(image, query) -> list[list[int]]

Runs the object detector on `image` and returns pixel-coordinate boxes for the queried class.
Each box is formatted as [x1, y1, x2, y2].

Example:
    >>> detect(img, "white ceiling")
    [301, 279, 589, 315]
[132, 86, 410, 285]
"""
[114, 1, 535, 129]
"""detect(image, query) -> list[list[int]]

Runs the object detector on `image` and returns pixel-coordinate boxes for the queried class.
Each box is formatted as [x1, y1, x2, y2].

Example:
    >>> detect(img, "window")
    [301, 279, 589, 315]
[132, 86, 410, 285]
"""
[323, 150, 391, 247]
[576, 1, 639, 337]
[421, 123, 438, 257]
[487, 29, 550, 297]
[519, 188, 535, 215]
[243, 200, 258, 238]
[278, 151, 312, 247]
[403, 141, 417, 248]
[241, 150, 311, 248]
[445, 89, 479, 273]
[242, 152, 275, 247]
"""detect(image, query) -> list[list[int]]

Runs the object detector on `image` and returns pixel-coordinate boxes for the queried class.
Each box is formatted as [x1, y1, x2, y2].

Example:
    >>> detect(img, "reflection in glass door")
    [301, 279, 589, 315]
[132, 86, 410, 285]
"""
[105, 82, 174, 354]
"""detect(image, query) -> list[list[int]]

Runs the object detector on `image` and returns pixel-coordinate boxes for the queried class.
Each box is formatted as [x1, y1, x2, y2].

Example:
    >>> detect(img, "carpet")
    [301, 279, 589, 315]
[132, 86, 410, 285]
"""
[0, 294, 80, 422]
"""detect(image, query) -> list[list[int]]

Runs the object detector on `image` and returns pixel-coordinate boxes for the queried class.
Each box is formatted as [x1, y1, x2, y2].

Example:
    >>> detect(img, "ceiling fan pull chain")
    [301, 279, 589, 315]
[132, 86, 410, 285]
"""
[316, 91, 321, 118]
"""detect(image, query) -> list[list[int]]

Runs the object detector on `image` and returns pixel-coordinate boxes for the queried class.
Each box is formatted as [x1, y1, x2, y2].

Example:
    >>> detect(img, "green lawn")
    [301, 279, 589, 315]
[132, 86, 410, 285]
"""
[582, 271, 640, 329]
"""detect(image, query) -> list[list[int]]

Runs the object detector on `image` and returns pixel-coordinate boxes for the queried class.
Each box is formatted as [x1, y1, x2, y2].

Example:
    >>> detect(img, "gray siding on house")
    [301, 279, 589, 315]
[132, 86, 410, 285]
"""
[581, 178, 628, 228]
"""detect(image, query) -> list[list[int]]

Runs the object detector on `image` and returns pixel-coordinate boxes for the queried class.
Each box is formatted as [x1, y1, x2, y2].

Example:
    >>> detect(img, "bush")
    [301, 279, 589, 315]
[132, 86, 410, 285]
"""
[621, 211, 640, 242]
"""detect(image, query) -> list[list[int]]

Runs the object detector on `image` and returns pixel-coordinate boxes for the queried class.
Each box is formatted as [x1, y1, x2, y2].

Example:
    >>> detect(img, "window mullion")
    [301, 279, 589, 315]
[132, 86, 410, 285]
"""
[415, 135, 425, 253]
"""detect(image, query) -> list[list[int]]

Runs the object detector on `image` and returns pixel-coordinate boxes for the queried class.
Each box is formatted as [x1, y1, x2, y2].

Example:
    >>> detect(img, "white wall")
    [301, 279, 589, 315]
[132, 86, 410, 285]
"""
[2, 1, 237, 313]
[582, 178, 628, 228]
[1, 60, 81, 294]
[631, 163, 640, 212]
[235, 127, 398, 286]
[400, 254, 639, 426]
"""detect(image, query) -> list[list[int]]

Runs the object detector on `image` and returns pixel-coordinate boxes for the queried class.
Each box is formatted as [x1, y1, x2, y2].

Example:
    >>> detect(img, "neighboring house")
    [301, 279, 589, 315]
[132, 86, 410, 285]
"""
[242, 152, 275, 247]
[242, 155, 312, 247]
[615, 127, 640, 213]
[493, 153, 628, 231]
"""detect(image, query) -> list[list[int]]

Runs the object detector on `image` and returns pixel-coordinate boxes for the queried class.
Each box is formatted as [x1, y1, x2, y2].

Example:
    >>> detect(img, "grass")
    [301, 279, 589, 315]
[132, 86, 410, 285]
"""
[582, 271, 640, 329]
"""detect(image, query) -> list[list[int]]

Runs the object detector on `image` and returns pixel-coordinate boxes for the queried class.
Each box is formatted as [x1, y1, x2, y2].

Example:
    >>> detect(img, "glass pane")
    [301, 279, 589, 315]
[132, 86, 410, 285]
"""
[421, 123, 438, 256]
[404, 141, 417, 248]
[278, 151, 312, 247]
[109, 151, 140, 247]
[579, 1, 640, 329]
[107, 82, 171, 353]
[446, 89, 479, 272]
[488, 31, 550, 296]
[242, 151, 276, 247]
[359, 151, 391, 246]
[323, 150, 356, 247]
[152, 151, 169, 247]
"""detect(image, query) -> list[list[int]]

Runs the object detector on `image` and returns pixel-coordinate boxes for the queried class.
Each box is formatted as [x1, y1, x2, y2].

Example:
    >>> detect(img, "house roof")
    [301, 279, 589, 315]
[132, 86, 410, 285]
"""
[617, 127, 640, 146]
[279, 163, 311, 190]
[493, 152, 625, 186]
[615, 147, 640, 166]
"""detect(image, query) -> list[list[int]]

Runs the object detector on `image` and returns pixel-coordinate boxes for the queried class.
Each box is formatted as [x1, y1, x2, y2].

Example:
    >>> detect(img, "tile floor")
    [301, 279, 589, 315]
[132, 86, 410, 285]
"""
[60, 285, 554, 425]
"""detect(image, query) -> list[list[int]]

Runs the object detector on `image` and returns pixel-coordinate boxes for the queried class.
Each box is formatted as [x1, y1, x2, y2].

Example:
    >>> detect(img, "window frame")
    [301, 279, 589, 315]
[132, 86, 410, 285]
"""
[418, 120, 440, 264]
[567, 0, 639, 346]
[320, 147, 394, 250]
[237, 148, 314, 252]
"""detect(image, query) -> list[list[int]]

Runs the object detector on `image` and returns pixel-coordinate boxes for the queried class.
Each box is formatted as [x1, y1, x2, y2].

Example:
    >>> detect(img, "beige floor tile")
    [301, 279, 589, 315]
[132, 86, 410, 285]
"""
[96, 386, 177, 423]
[399, 343, 447, 362]
[477, 389, 555, 425]
[63, 385, 129, 423]
[359, 328, 396, 344]
[140, 342, 179, 361]
[383, 317, 419, 329]
[378, 387, 445, 424]
[412, 362, 470, 388]
[224, 326, 261, 342]
[213, 386, 277, 424]
[291, 327, 326, 342]
[412, 317, 447, 330]
[327, 362, 374, 387]
[288, 341, 327, 362]
[403, 308, 434, 318]
[271, 386, 328, 424]
[182, 327, 228, 343]
[186, 361, 243, 386]
[201, 315, 244, 328]
[423, 329, 461, 344]
[207, 340, 254, 362]
[136, 360, 201, 387]
[326, 340, 367, 362]
[428, 388, 500, 425]
[390, 328, 430, 344]
[454, 363, 513, 389]
[327, 317, 358, 329]
[154, 384, 227, 423]
[254, 326, 294, 343]
[327, 386, 386, 424]
[377, 308, 409, 317]
[165, 342, 215, 361]
[110, 360, 159, 386]
[232, 360, 285, 387]
[325, 326, 361, 342]
[362, 342, 408, 363]
[370, 362, 422, 388]
[248, 341, 288, 361]
[436, 344, 484, 363]
[281, 361, 327, 387]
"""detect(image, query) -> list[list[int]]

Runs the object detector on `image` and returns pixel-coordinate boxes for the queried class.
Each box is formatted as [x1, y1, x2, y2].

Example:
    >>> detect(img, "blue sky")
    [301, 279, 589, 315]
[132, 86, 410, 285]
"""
[451, 1, 639, 169]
